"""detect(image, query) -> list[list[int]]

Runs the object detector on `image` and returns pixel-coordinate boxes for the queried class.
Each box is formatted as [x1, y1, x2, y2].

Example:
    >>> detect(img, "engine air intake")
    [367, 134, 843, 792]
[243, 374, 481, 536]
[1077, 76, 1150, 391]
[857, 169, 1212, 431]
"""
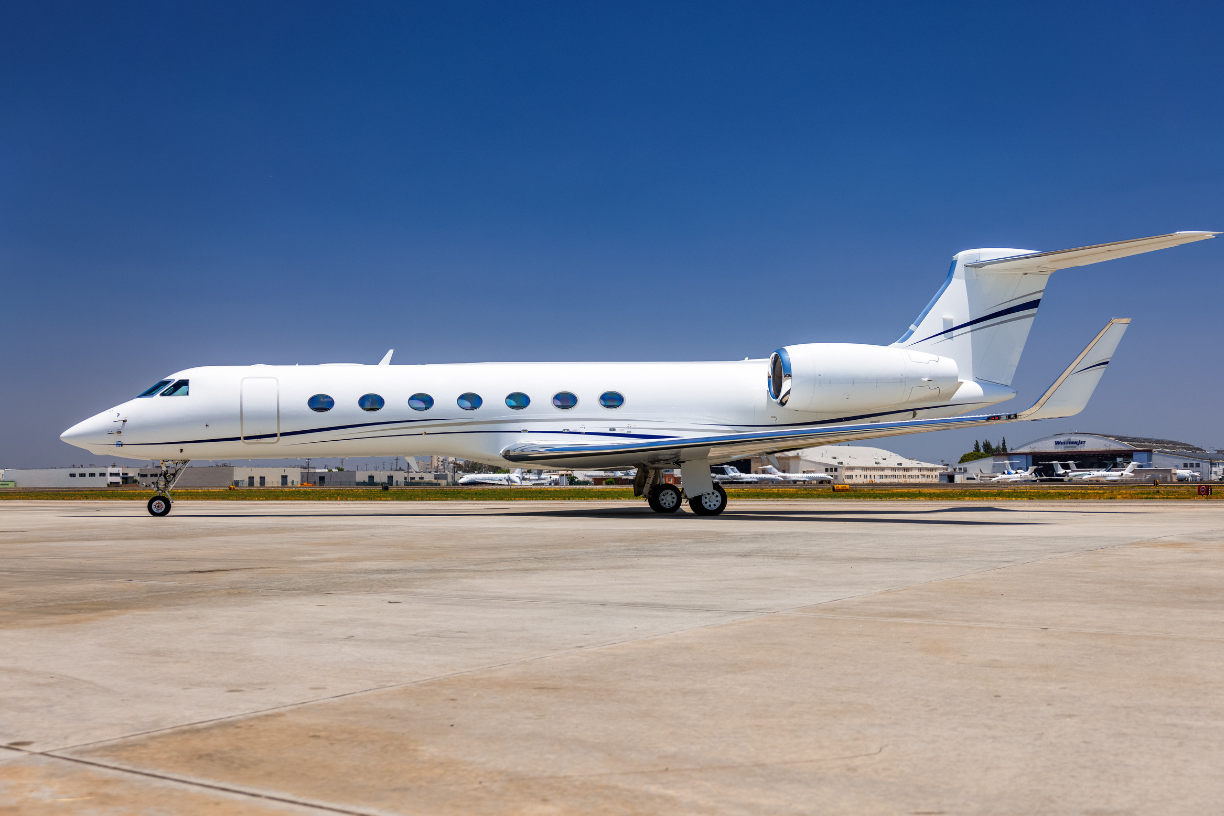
[768, 349, 792, 405]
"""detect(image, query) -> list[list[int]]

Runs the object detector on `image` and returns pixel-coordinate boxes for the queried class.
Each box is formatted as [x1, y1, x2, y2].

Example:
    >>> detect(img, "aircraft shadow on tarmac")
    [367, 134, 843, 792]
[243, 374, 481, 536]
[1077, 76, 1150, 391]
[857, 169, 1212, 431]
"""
[73, 505, 1061, 526]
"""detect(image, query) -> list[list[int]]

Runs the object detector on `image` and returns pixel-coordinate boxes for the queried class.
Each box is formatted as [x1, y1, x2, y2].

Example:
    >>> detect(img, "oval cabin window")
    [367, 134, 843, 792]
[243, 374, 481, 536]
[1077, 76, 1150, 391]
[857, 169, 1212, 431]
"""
[358, 394, 384, 412]
[599, 391, 624, 409]
[552, 391, 578, 410]
[457, 392, 483, 410]
[505, 392, 530, 410]
[408, 393, 434, 411]
[308, 394, 334, 412]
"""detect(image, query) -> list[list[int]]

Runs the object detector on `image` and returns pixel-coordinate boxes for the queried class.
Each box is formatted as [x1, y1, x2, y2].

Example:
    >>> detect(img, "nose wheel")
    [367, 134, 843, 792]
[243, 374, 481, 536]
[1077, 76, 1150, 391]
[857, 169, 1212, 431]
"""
[146, 458, 190, 517]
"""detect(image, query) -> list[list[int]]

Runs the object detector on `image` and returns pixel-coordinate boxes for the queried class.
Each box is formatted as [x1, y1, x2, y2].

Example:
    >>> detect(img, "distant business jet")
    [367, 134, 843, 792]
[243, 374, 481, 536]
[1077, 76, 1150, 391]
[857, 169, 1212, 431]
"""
[710, 464, 785, 484]
[991, 466, 1040, 483]
[1076, 462, 1141, 481]
[60, 232, 1216, 516]
[458, 471, 523, 486]
[758, 464, 834, 483]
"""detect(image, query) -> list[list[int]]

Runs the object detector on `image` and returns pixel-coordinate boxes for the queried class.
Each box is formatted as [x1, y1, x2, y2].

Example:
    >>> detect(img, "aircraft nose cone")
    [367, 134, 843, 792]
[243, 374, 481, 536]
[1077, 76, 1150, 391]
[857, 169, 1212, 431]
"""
[60, 413, 114, 450]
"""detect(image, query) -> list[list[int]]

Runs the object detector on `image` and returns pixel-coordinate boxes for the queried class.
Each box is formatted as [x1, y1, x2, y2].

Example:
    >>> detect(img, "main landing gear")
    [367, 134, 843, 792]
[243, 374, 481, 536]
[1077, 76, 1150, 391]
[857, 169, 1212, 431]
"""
[688, 483, 727, 516]
[147, 459, 190, 517]
[648, 483, 683, 513]
[637, 467, 728, 516]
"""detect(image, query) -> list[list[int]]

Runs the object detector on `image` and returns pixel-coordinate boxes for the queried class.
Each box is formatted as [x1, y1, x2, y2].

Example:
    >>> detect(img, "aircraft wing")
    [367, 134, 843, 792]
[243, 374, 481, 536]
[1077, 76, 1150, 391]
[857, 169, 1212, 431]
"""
[966, 231, 1216, 274]
[502, 319, 1129, 468]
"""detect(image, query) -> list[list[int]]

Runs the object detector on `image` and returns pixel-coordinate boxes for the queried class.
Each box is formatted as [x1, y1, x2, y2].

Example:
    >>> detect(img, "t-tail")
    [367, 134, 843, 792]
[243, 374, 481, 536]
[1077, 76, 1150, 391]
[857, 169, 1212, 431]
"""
[892, 232, 1216, 387]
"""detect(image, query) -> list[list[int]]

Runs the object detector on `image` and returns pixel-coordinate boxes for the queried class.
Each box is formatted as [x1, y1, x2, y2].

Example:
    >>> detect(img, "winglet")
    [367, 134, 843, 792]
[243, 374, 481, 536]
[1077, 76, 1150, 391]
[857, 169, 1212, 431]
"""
[1017, 319, 1130, 420]
[378, 349, 394, 366]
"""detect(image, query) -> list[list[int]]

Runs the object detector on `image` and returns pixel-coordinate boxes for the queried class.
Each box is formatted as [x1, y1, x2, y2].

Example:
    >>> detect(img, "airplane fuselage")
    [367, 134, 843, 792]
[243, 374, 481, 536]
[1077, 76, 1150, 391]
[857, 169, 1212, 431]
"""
[62, 352, 1011, 470]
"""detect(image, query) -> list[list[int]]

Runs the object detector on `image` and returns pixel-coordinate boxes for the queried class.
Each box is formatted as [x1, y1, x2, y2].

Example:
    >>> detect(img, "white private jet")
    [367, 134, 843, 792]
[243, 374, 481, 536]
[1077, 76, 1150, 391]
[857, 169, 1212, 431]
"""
[1047, 461, 1095, 481]
[60, 231, 1216, 517]
[458, 471, 523, 486]
[1076, 462, 1142, 481]
[758, 465, 835, 483]
[710, 464, 785, 484]
[990, 466, 1040, 483]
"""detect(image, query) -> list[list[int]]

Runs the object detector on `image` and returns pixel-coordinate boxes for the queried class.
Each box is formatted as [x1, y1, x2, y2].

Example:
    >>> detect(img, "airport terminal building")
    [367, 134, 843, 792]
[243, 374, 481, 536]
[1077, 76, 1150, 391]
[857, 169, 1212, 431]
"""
[994, 433, 1223, 481]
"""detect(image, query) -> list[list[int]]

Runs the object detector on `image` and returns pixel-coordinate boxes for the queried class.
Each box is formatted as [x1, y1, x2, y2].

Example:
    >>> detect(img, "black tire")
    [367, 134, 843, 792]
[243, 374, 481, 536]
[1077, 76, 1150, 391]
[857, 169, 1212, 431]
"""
[147, 496, 171, 517]
[648, 483, 683, 514]
[688, 483, 728, 516]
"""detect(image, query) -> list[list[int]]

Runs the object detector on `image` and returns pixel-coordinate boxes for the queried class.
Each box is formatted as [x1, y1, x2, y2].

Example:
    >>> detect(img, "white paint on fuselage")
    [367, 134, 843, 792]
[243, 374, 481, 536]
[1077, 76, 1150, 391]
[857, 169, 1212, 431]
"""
[62, 354, 1014, 468]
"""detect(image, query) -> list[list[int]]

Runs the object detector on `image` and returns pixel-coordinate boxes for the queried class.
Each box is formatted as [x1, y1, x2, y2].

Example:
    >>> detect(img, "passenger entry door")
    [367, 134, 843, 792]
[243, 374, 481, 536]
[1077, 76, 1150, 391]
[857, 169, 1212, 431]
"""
[241, 378, 279, 444]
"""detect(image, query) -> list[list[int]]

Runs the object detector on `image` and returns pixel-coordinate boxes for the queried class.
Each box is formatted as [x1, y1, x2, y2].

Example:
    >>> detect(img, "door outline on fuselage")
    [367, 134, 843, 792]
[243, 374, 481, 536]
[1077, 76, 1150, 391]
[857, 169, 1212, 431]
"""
[241, 377, 280, 444]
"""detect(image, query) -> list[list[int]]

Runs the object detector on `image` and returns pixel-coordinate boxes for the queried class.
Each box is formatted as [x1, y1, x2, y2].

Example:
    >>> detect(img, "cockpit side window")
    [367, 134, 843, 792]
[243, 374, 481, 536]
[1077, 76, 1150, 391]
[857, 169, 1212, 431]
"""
[160, 379, 190, 396]
[138, 379, 173, 398]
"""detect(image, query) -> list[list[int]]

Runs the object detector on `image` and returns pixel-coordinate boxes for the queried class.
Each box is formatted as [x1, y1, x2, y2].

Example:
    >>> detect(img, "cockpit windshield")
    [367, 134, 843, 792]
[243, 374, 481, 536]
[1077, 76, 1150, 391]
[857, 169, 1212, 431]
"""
[160, 380, 190, 397]
[138, 379, 173, 398]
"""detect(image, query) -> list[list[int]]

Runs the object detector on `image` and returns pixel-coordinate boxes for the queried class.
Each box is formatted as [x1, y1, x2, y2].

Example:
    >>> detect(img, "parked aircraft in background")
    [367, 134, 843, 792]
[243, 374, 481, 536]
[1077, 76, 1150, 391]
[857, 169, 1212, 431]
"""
[991, 466, 1040, 482]
[1172, 468, 1201, 482]
[1077, 462, 1142, 481]
[1047, 461, 1096, 481]
[710, 464, 784, 484]
[759, 465, 834, 483]
[1065, 463, 1111, 480]
[458, 471, 523, 486]
[60, 231, 1215, 517]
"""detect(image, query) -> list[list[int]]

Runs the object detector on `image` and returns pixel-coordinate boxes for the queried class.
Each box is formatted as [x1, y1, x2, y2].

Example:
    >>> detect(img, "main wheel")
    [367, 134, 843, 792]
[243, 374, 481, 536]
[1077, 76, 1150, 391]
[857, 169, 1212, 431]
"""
[147, 496, 171, 517]
[648, 483, 683, 514]
[688, 484, 728, 516]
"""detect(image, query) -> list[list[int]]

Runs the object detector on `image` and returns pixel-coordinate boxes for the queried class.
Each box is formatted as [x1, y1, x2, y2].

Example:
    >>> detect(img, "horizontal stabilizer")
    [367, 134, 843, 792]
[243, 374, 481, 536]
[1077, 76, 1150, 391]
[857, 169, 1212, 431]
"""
[1016, 318, 1129, 420]
[967, 232, 1216, 274]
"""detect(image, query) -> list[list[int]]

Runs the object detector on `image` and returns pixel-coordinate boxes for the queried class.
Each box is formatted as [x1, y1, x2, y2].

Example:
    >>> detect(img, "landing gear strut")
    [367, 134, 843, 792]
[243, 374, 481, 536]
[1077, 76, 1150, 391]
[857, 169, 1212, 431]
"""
[147, 459, 190, 517]
[636, 466, 681, 514]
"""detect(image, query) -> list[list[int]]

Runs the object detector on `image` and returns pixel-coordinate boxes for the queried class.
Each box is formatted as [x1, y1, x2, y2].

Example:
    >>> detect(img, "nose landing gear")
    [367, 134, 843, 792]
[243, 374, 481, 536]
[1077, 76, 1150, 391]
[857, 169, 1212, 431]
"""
[147, 459, 190, 517]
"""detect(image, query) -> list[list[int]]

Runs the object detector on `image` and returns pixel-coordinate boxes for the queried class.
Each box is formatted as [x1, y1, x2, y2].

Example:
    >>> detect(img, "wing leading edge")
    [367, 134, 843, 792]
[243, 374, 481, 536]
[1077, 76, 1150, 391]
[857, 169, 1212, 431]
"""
[502, 319, 1130, 468]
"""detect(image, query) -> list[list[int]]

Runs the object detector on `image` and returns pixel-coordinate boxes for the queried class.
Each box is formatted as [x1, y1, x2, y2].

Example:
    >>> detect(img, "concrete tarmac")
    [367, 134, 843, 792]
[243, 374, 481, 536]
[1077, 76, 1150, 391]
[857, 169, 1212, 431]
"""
[1, 499, 1221, 815]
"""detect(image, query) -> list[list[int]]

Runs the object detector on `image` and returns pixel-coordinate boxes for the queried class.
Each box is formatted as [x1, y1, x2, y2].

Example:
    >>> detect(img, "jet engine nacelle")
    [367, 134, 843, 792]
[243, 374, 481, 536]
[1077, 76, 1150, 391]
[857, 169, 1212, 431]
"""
[767, 343, 959, 412]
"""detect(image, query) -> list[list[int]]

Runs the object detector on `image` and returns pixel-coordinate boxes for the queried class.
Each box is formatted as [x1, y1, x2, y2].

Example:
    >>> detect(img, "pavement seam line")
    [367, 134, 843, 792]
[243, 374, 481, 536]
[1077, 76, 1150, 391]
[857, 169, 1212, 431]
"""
[777, 612, 1224, 641]
[5, 748, 383, 816]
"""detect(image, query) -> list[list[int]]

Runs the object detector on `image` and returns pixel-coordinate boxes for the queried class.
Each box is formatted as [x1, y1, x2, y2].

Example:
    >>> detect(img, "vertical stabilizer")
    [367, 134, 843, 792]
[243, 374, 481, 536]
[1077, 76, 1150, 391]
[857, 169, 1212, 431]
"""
[892, 232, 1216, 386]
[892, 249, 1047, 386]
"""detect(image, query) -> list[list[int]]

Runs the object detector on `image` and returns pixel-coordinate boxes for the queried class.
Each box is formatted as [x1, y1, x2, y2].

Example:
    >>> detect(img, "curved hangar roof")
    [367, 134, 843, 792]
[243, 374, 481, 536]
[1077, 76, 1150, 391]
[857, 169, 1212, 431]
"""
[1012, 433, 1209, 455]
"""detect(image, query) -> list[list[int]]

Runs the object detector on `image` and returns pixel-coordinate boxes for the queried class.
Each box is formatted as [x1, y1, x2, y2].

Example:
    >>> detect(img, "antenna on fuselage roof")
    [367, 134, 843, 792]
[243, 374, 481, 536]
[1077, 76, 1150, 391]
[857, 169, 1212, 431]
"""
[378, 349, 394, 366]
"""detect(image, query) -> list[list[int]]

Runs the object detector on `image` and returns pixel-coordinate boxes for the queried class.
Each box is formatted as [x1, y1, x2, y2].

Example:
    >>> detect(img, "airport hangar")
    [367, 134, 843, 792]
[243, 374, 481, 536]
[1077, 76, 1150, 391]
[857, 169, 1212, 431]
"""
[993, 433, 1223, 480]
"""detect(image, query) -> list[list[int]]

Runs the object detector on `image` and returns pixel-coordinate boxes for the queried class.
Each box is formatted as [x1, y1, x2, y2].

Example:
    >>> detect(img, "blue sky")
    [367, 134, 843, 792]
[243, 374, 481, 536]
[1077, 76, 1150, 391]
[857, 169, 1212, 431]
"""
[2, 1, 1221, 468]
